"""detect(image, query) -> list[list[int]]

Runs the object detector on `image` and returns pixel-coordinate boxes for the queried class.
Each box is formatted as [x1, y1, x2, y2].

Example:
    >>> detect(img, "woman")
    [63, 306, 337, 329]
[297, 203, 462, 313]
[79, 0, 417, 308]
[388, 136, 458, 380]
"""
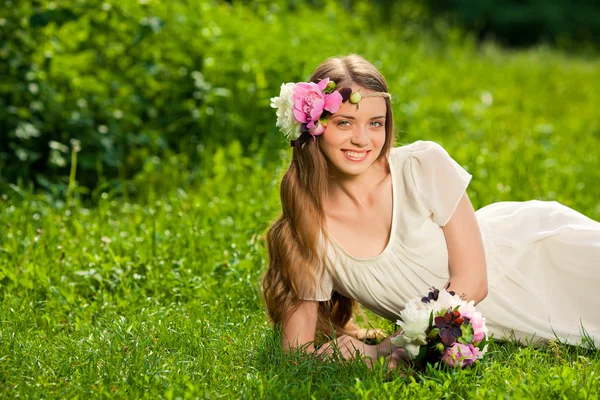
[263, 54, 600, 365]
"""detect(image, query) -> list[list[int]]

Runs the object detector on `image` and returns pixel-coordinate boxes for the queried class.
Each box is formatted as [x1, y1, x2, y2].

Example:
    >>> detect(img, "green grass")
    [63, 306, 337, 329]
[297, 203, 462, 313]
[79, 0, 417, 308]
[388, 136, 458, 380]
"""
[2, 134, 600, 398]
[3, 17, 600, 400]
[3, 188, 600, 399]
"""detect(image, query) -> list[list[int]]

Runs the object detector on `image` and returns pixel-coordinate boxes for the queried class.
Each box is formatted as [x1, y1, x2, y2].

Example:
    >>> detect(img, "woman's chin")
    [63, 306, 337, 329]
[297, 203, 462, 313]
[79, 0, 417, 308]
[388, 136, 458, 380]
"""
[333, 162, 372, 177]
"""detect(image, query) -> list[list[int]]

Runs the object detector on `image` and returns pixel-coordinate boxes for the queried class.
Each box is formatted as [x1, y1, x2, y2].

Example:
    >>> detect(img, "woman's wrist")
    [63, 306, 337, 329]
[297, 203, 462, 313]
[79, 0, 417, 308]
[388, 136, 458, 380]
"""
[377, 332, 401, 357]
[377, 342, 394, 357]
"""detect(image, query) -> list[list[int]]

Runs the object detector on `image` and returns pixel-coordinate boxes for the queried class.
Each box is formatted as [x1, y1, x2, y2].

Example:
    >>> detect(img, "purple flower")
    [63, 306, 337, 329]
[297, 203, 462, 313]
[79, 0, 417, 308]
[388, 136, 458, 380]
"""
[441, 343, 481, 368]
[421, 287, 440, 303]
[292, 78, 343, 135]
[434, 310, 464, 346]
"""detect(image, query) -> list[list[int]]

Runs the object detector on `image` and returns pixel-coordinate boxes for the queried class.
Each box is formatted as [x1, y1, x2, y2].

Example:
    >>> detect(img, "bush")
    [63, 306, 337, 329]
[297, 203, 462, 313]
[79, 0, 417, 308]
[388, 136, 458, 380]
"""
[2, 0, 224, 191]
[0, 0, 430, 192]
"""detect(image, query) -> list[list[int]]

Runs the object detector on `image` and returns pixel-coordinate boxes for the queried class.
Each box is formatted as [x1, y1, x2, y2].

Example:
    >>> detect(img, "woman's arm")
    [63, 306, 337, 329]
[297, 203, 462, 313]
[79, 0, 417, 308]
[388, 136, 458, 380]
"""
[281, 300, 318, 352]
[282, 300, 380, 362]
[377, 193, 487, 357]
[441, 192, 488, 304]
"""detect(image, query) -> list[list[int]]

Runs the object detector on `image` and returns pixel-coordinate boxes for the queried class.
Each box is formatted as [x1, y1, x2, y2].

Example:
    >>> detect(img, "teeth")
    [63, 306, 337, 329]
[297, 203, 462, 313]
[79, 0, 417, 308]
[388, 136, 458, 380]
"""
[344, 151, 367, 159]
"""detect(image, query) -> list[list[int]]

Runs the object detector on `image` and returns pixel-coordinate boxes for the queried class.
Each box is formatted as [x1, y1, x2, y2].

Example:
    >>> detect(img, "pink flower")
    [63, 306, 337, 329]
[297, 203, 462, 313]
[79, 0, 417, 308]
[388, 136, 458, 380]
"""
[461, 310, 487, 344]
[442, 343, 481, 368]
[292, 78, 342, 135]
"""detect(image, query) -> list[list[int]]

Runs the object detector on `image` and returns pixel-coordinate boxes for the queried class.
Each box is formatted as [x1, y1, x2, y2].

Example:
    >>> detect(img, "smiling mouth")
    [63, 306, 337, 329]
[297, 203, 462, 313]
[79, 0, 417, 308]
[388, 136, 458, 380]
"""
[342, 150, 370, 161]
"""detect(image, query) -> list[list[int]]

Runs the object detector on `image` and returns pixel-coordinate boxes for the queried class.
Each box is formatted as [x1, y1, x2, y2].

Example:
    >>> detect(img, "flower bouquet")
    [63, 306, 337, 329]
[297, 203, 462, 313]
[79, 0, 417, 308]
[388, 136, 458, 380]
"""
[390, 287, 489, 368]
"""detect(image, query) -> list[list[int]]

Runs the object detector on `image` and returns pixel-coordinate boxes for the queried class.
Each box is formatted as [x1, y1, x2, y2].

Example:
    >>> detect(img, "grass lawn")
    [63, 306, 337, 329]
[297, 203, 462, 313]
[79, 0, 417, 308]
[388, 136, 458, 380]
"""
[2, 36, 600, 400]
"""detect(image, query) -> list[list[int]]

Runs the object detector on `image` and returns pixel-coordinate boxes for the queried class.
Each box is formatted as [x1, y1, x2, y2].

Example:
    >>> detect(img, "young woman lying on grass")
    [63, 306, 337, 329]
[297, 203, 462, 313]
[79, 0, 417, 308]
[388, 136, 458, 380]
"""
[262, 54, 600, 369]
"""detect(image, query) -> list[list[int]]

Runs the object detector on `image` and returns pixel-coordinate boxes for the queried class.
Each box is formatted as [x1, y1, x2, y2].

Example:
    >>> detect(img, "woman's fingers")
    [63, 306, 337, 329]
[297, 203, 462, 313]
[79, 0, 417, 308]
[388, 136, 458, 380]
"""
[386, 348, 410, 370]
[391, 348, 410, 362]
[338, 336, 361, 358]
[315, 336, 360, 359]
[315, 342, 333, 357]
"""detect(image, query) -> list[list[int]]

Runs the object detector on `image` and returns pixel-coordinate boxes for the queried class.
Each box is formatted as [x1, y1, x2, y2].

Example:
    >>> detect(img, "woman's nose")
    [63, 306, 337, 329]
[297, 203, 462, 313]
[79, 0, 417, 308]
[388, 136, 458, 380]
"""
[350, 126, 369, 147]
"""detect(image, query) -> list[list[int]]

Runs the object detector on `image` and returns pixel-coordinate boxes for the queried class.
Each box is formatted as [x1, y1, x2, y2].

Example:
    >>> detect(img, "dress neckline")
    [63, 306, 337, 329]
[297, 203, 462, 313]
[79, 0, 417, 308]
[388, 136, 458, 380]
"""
[327, 149, 398, 262]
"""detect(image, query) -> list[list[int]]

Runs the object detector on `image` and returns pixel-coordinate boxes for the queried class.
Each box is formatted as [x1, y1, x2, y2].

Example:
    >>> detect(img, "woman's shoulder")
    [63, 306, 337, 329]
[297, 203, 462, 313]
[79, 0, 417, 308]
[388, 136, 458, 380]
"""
[390, 140, 472, 225]
[389, 140, 449, 166]
[392, 140, 447, 154]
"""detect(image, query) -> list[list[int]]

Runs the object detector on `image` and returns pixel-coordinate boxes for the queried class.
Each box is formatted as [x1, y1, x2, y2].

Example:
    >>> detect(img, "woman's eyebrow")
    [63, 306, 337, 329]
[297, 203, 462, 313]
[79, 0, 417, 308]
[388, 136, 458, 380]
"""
[331, 115, 356, 119]
[332, 115, 386, 120]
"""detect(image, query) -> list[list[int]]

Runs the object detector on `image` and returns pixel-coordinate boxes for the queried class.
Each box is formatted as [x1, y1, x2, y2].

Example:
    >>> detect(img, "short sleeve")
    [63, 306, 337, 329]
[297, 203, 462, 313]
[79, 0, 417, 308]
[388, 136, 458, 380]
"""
[408, 141, 472, 226]
[297, 263, 333, 301]
[297, 236, 333, 301]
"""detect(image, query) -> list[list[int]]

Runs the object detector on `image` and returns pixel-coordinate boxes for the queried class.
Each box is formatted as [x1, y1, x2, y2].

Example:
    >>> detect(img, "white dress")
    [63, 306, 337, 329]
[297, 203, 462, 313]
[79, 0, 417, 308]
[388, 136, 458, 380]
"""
[302, 141, 600, 346]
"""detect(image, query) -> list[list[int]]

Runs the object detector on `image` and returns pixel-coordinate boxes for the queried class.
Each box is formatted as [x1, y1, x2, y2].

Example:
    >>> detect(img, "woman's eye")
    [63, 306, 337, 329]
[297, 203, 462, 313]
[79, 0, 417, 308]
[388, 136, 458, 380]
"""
[336, 120, 383, 127]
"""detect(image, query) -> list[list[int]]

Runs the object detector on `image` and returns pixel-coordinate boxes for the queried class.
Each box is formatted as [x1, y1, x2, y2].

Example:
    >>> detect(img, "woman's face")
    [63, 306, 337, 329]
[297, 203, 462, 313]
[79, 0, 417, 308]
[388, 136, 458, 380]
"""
[319, 86, 388, 178]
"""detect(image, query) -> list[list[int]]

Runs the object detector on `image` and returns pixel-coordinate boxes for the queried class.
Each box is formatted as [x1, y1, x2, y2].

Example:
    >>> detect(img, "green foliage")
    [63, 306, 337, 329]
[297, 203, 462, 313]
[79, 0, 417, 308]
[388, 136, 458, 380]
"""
[2, 0, 600, 202]
[2, 0, 224, 189]
[426, 0, 600, 48]
[0, 0, 423, 190]
[3, 0, 599, 195]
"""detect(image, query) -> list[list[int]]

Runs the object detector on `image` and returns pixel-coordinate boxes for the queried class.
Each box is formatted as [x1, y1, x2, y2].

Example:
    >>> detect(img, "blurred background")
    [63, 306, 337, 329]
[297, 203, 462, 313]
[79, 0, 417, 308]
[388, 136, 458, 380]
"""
[1, 0, 599, 208]
[2, 3, 600, 396]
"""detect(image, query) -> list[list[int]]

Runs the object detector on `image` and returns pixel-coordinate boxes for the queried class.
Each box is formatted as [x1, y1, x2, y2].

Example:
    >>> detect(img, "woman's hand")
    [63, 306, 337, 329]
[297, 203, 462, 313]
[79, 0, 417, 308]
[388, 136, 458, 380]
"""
[385, 348, 411, 370]
[315, 335, 379, 363]
[313, 334, 414, 375]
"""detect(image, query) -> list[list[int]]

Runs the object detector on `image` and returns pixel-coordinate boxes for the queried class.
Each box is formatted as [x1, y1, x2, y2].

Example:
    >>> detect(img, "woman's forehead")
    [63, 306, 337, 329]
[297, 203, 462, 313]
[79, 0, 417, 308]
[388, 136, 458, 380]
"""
[334, 94, 387, 117]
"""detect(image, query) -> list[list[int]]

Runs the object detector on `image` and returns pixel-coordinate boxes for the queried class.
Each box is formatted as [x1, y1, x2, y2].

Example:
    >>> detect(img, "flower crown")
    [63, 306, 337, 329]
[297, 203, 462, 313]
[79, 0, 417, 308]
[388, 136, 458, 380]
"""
[270, 78, 391, 149]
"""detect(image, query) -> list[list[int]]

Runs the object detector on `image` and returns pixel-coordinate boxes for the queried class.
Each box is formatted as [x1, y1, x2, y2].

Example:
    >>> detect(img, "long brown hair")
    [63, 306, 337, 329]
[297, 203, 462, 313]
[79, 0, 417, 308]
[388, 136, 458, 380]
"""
[263, 54, 396, 339]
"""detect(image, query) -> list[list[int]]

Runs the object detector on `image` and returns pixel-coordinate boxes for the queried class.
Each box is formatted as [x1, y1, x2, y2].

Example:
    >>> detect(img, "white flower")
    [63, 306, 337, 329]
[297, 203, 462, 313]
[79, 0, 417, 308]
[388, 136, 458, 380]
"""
[435, 289, 465, 310]
[399, 301, 431, 341]
[390, 297, 433, 359]
[404, 343, 422, 359]
[390, 333, 424, 360]
[479, 343, 489, 357]
[270, 82, 302, 140]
